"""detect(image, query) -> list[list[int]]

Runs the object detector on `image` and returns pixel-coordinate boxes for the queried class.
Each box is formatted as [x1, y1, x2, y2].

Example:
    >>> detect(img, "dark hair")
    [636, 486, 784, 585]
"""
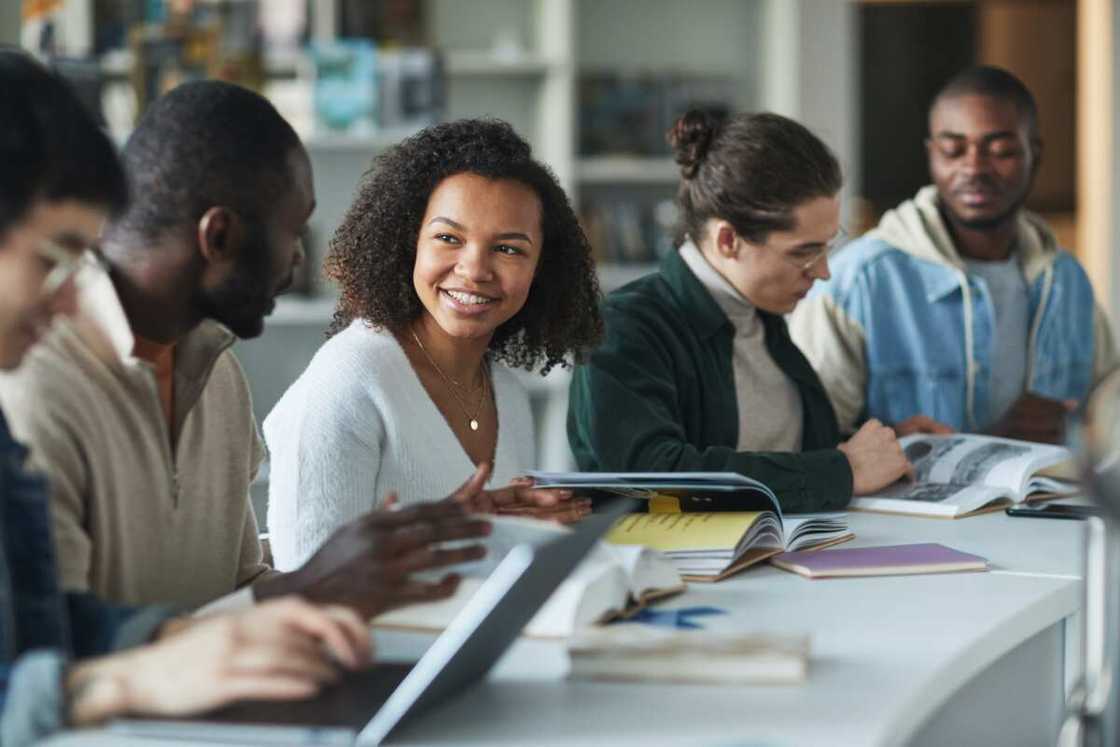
[325, 118, 602, 375]
[668, 110, 842, 244]
[932, 65, 1040, 140]
[0, 47, 128, 236]
[111, 80, 302, 243]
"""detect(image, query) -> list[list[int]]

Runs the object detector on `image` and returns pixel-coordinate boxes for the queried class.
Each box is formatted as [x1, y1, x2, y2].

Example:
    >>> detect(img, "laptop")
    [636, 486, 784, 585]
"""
[110, 500, 633, 745]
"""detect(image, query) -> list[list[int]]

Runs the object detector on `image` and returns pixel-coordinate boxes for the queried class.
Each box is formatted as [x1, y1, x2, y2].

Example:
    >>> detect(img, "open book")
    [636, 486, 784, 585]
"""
[528, 471, 782, 513]
[605, 512, 852, 582]
[851, 434, 1076, 518]
[372, 515, 684, 638]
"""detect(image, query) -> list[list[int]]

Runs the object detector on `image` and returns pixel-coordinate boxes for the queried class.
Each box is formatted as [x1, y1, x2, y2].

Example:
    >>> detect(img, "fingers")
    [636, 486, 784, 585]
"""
[447, 462, 493, 506]
[479, 485, 560, 509]
[897, 415, 954, 436]
[214, 675, 321, 705]
[497, 499, 592, 524]
[264, 598, 369, 670]
[306, 605, 372, 669]
[366, 499, 470, 529]
[379, 492, 399, 510]
[390, 543, 487, 574]
[230, 640, 340, 685]
[383, 575, 463, 607]
[384, 515, 492, 555]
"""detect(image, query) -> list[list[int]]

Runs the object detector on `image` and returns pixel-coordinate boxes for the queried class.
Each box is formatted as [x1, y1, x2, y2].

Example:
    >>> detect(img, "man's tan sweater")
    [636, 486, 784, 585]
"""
[0, 271, 271, 607]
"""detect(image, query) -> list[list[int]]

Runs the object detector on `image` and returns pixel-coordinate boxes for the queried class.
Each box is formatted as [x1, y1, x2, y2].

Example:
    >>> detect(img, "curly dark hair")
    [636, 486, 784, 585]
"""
[325, 118, 602, 374]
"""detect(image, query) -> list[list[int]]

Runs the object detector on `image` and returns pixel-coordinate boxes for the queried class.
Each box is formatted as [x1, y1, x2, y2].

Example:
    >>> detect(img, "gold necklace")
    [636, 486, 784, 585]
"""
[409, 326, 490, 432]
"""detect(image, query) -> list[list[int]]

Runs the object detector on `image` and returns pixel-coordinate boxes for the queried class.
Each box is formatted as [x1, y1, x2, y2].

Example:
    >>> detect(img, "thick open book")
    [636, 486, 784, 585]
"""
[851, 434, 1076, 518]
[568, 626, 810, 685]
[372, 516, 684, 638]
[605, 512, 852, 582]
[528, 471, 782, 512]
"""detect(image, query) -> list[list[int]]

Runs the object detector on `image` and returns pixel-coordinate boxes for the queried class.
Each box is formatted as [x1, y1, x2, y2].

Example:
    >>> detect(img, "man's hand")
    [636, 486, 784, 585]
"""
[256, 501, 491, 618]
[987, 392, 1077, 444]
[894, 415, 954, 437]
[447, 462, 592, 524]
[67, 598, 370, 725]
[837, 419, 914, 495]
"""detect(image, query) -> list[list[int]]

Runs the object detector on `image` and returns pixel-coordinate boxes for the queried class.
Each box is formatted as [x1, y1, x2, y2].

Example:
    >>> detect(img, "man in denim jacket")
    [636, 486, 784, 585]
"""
[791, 66, 1117, 444]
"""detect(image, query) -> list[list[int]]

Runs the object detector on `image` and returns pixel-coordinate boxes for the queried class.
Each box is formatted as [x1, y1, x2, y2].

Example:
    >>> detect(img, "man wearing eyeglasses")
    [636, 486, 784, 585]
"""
[790, 66, 1116, 444]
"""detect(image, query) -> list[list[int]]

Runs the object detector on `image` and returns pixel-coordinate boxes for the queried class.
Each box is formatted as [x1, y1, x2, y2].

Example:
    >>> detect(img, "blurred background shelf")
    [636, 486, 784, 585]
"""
[444, 50, 555, 77]
[9, 0, 859, 490]
[576, 157, 679, 185]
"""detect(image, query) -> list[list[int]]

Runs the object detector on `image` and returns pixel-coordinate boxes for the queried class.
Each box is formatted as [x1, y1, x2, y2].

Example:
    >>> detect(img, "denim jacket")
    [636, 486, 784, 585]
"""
[0, 409, 173, 746]
[790, 186, 1118, 433]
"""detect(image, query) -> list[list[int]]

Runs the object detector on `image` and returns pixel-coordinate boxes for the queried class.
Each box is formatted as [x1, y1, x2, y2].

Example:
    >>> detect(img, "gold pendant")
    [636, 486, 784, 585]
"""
[469, 419, 479, 431]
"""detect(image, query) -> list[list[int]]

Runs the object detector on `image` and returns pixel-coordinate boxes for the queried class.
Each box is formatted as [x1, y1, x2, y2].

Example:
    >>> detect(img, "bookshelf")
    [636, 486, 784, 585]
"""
[58, 0, 858, 478]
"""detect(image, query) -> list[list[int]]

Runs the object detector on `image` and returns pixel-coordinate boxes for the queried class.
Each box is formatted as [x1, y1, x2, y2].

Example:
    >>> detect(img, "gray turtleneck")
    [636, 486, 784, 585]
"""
[679, 241, 804, 452]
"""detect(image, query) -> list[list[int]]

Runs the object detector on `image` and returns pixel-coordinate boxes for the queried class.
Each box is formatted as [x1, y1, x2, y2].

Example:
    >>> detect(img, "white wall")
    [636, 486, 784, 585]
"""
[760, 0, 860, 225]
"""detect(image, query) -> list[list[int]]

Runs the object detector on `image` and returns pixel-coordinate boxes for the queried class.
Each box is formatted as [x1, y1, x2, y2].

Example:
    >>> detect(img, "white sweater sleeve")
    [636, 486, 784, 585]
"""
[264, 351, 385, 571]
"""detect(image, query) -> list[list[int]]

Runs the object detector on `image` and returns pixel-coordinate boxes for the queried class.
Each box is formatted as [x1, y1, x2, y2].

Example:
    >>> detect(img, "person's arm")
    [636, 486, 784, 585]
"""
[0, 375, 94, 591]
[787, 290, 869, 436]
[2, 599, 372, 747]
[569, 312, 853, 513]
[65, 592, 179, 658]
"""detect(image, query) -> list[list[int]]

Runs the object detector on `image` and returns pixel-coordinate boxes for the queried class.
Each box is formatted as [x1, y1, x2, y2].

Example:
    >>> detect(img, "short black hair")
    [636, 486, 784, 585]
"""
[932, 65, 1040, 140]
[0, 47, 128, 236]
[112, 80, 302, 243]
[668, 110, 842, 245]
[325, 118, 602, 375]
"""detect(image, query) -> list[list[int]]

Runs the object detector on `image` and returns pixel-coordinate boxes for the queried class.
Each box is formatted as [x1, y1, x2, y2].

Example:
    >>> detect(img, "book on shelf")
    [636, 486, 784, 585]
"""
[527, 471, 784, 513]
[605, 511, 852, 582]
[372, 515, 684, 639]
[771, 543, 989, 579]
[568, 626, 810, 685]
[851, 434, 1077, 518]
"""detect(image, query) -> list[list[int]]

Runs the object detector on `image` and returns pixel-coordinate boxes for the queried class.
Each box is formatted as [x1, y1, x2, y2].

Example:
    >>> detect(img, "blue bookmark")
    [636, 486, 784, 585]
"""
[615, 606, 727, 629]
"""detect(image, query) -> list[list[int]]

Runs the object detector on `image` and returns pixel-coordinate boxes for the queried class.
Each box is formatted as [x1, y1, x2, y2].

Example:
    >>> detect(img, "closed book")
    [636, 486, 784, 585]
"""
[771, 543, 989, 579]
[568, 626, 810, 685]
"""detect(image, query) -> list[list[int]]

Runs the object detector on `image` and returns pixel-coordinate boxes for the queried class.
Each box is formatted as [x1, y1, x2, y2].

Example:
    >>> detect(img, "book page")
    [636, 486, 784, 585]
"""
[862, 479, 1008, 515]
[901, 434, 1069, 495]
[606, 512, 768, 553]
[782, 514, 851, 552]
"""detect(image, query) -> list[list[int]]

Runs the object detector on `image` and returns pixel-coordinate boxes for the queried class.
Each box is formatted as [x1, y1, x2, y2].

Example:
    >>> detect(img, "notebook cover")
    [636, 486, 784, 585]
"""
[770, 543, 988, 579]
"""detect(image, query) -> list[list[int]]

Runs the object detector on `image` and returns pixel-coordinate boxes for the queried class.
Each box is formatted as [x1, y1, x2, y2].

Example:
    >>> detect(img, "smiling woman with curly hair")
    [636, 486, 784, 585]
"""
[263, 119, 602, 569]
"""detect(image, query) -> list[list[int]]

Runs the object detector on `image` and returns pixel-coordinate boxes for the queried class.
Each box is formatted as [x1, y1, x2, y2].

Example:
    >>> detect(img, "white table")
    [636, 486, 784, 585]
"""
[50, 511, 1086, 747]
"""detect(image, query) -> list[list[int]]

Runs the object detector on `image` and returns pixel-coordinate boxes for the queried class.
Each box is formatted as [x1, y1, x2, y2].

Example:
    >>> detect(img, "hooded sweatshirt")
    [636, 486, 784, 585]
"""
[789, 185, 1118, 433]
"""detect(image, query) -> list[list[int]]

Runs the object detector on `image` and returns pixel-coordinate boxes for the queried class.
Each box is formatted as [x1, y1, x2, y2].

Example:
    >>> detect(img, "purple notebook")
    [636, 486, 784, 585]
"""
[770, 543, 989, 579]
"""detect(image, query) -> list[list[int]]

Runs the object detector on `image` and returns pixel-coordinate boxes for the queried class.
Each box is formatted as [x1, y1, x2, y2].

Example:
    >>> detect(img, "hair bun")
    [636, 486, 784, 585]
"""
[668, 110, 716, 180]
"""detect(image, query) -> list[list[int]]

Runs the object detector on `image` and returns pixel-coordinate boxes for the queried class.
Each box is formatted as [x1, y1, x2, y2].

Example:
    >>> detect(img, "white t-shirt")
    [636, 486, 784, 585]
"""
[965, 255, 1029, 427]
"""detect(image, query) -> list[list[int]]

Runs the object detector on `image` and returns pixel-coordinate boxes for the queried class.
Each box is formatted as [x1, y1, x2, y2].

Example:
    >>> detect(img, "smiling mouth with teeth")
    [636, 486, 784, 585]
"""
[443, 289, 496, 305]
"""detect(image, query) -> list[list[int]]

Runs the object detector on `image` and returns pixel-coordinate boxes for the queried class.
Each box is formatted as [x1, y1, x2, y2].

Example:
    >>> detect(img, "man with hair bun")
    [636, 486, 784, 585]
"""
[569, 110, 911, 512]
[791, 65, 1116, 444]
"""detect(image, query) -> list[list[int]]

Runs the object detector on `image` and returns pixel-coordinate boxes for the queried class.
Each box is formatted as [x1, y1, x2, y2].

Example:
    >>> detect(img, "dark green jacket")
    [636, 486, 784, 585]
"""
[568, 250, 854, 513]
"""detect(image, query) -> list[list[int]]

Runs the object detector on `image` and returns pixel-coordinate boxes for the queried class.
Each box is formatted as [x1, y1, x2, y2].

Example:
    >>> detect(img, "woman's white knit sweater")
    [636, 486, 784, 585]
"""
[263, 320, 535, 570]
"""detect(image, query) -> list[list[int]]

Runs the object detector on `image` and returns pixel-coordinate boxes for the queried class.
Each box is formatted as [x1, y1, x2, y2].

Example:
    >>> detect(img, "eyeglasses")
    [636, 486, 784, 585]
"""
[35, 239, 109, 299]
[773, 227, 849, 272]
